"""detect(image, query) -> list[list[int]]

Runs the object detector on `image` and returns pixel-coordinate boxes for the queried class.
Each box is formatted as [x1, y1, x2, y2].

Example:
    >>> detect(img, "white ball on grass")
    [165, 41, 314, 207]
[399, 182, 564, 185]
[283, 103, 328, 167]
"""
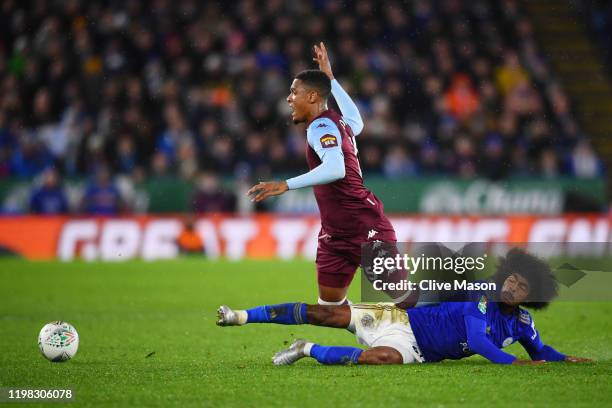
[38, 321, 79, 362]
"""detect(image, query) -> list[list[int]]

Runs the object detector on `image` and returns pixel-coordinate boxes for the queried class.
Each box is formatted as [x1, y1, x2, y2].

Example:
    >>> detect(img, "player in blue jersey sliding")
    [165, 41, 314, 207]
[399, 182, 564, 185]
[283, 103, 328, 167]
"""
[217, 249, 591, 365]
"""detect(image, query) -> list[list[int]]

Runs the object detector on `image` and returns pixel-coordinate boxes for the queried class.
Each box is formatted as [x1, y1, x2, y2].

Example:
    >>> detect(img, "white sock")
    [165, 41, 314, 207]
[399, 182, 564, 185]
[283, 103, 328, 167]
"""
[317, 297, 347, 306]
[303, 342, 315, 357]
[236, 310, 248, 325]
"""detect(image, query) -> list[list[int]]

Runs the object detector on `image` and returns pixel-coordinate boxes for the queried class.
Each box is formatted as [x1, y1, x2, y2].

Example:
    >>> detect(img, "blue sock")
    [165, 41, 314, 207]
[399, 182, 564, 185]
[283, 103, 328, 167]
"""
[310, 345, 363, 365]
[246, 303, 308, 324]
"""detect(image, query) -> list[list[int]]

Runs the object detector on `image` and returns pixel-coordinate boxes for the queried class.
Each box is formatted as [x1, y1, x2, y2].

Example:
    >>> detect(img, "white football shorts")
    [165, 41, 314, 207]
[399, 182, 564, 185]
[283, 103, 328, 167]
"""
[348, 303, 424, 364]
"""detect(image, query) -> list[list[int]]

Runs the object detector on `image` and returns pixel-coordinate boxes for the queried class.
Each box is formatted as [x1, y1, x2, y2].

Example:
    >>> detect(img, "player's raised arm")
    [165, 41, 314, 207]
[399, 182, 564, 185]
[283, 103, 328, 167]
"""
[313, 42, 364, 135]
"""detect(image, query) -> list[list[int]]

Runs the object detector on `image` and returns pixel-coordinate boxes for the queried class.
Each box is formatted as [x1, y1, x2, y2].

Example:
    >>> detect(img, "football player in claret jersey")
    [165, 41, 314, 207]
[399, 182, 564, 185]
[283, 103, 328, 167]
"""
[217, 249, 591, 366]
[247, 43, 399, 306]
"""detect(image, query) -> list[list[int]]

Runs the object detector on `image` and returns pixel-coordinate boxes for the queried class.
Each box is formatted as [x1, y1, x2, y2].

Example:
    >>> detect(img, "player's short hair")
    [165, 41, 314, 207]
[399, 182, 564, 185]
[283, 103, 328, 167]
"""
[492, 248, 559, 310]
[295, 70, 331, 99]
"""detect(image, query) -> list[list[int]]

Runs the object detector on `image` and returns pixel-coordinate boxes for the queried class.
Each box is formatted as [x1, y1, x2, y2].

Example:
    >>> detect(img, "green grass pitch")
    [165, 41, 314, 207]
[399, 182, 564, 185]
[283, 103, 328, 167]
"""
[0, 258, 610, 407]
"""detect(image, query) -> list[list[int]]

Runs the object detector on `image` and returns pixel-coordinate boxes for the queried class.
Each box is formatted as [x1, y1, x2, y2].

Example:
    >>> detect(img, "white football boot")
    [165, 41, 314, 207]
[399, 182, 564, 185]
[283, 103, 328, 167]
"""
[272, 339, 309, 365]
[216, 305, 241, 326]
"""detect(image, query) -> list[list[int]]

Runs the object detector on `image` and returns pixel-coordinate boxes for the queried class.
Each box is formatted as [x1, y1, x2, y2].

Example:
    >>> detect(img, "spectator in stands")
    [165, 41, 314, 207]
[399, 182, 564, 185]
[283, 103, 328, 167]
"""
[176, 137, 198, 180]
[112, 134, 139, 175]
[150, 152, 172, 180]
[383, 146, 417, 178]
[191, 172, 236, 213]
[453, 136, 477, 179]
[0, 146, 10, 178]
[157, 103, 194, 166]
[361, 145, 383, 173]
[81, 167, 123, 215]
[479, 135, 508, 181]
[418, 142, 441, 175]
[540, 149, 561, 179]
[29, 167, 69, 214]
[568, 139, 604, 179]
[0, 112, 13, 177]
[176, 215, 204, 255]
[495, 51, 530, 95]
[505, 77, 543, 118]
[10, 135, 54, 178]
[444, 73, 480, 120]
[0, 0, 603, 210]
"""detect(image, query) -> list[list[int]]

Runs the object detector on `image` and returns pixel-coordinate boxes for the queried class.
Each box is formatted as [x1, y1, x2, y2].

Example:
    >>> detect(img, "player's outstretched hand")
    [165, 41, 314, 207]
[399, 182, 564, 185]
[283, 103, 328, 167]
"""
[511, 359, 546, 365]
[564, 356, 593, 363]
[313, 42, 334, 80]
[247, 181, 288, 202]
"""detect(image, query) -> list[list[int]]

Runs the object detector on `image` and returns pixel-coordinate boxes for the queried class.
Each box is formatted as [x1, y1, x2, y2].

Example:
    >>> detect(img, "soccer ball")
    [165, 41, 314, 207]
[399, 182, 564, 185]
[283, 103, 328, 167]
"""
[38, 321, 79, 362]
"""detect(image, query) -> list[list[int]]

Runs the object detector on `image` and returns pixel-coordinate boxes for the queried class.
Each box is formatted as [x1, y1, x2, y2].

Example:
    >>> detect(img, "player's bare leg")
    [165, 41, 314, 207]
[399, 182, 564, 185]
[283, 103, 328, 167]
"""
[307, 304, 351, 327]
[272, 340, 402, 366]
[357, 347, 403, 364]
[317, 284, 350, 305]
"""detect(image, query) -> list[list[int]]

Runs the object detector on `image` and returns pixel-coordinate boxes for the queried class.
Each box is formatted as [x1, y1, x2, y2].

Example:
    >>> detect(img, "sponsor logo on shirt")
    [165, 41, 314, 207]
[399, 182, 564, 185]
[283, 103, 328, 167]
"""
[316, 122, 328, 128]
[320, 134, 338, 148]
[478, 295, 488, 314]
[519, 310, 531, 325]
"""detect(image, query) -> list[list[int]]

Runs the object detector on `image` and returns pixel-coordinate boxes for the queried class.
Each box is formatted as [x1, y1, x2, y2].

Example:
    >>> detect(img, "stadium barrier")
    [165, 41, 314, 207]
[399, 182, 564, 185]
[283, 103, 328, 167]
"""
[1, 177, 605, 214]
[0, 214, 610, 261]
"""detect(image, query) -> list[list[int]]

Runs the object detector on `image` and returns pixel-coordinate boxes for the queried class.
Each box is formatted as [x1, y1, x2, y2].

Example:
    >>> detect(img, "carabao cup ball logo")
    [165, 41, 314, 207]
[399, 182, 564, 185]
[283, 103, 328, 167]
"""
[45, 326, 76, 348]
[38, 321, 79, 362]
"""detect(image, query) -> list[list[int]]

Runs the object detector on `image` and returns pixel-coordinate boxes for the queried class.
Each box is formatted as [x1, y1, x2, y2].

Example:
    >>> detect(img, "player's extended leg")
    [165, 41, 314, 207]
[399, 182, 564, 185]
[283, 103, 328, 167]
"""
[272, 340, 403, 365]
[217, 303, 367, 365]
[216, 303, 350, 327]
[217, 303, 405, 365]
[315, 233, 358, 305]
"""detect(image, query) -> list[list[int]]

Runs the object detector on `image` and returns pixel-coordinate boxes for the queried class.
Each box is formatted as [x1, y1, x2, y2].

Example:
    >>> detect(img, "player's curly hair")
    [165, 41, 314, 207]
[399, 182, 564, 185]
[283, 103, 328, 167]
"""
[295, 69, 331, 99]
[491, 248, 559, 310]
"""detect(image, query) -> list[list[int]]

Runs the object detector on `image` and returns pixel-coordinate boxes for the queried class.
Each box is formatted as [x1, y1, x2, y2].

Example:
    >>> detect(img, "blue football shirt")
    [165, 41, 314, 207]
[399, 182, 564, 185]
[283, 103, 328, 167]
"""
[406, 291, 558, 363]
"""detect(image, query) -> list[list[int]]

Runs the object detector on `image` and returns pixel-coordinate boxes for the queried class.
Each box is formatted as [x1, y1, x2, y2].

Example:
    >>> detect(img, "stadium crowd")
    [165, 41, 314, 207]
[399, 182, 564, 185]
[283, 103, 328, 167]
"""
[0, 0, 605, 214]
[582, 0, 612, 69]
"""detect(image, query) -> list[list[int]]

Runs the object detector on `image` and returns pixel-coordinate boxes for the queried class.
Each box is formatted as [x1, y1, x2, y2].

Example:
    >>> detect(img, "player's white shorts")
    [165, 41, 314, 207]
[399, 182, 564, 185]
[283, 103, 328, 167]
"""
[349, 303, 424, 364]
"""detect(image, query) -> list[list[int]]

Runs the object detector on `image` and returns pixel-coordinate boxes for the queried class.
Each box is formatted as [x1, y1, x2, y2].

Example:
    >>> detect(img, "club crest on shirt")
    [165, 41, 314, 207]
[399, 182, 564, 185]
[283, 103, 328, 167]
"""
[519, 310, 531, 325]
[502, 337, 514, 347]
[361, 313, 374, 328]
[320, 134, 338, 148]
[478, 295, 488, 314]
